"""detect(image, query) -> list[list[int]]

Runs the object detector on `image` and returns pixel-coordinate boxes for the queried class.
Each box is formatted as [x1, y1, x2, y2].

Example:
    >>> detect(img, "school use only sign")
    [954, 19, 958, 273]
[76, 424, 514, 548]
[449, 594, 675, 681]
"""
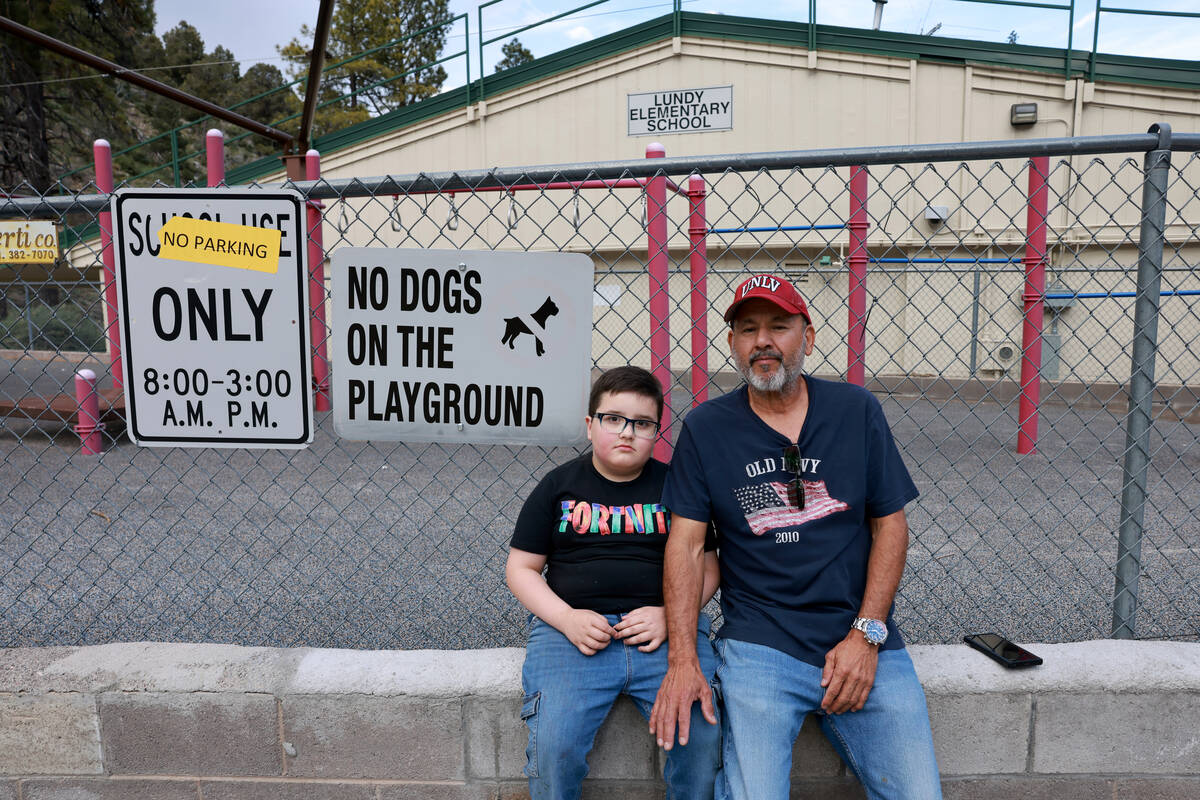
[112, 189, 313, 448]
[331, 248, 592, 447]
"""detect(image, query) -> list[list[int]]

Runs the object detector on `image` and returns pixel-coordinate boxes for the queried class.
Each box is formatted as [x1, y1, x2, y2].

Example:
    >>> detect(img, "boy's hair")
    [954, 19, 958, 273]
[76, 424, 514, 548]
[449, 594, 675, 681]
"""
[588, 366, 664, 422]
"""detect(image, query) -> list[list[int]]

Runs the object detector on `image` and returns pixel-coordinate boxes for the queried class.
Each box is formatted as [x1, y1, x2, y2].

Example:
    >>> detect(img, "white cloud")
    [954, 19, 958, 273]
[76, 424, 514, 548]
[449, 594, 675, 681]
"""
[566, 25, 594, 42]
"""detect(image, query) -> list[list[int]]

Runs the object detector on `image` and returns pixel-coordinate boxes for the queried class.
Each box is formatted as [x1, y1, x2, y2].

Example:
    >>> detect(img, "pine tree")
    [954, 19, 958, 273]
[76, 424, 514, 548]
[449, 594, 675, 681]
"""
[495, 38, 533, 72]
[0, 0, 157, 191]
[279, 0, 451, 138]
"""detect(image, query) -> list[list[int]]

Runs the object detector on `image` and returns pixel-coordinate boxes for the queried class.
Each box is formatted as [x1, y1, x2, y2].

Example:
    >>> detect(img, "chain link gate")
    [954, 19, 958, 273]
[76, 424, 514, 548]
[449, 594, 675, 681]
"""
[2, 128, 1198, 649]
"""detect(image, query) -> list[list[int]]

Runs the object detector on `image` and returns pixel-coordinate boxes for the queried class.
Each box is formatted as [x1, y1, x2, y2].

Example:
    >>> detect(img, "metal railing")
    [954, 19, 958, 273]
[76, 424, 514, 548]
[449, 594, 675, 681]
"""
[2, 127, 1199, 649]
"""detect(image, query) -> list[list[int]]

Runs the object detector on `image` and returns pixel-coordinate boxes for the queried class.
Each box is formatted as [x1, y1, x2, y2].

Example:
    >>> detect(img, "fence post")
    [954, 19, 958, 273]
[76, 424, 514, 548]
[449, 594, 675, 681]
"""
[73, 369, 104, 455]
[206, 129, 225, 187]
[646, 143, 672, 460]
[687, 174, 708, 407]
[306, 149, 332, 412]
[1112, 123, 1172, 639]
[93, 139, 123, 390]
[1017, 156, 1049, 455]
[847, 165, 868, 386]
[170, 129, 181, 187]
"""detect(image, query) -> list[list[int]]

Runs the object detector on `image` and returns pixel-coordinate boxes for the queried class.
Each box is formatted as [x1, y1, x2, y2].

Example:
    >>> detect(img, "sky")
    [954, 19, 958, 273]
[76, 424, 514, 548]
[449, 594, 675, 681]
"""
[152, 0, 1200, 90]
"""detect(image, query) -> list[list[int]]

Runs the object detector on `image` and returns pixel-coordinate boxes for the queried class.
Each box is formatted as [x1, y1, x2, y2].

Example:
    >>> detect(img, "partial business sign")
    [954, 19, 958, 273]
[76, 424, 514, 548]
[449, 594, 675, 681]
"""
[627, 85, 733, 136]
[332, 248, 592, 446]
[112, 189, 312, 448]
[0, 220, 58, 263]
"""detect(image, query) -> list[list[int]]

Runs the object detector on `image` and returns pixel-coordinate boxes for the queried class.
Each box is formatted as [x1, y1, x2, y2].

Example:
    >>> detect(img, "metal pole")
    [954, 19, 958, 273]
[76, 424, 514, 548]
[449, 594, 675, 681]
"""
[206, 129, 225, 188]
[93, 139, 122, 390]
[1017, 156, 1049, 455]
[847, 165, 868, 386]
[297, 0, 336, 153]
[73, 369, 104, 455]
[687, 174, 709, 407]
[1112, 123, 1172, 640]
[306, 149, 332, 413]
[170, 129, 181, 187]
[646, 143, 672, 460]
[969, 261, 982, 375]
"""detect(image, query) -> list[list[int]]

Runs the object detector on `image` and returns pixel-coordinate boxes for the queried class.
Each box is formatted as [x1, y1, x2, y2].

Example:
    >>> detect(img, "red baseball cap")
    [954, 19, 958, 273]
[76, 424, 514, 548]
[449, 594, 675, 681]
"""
[724, 274, 812, 324]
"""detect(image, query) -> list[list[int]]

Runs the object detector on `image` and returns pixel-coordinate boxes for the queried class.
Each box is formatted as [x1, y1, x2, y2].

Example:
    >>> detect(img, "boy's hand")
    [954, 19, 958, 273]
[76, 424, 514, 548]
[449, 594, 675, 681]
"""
[559, 609, 617, 655]
[614, 605, 667, 652]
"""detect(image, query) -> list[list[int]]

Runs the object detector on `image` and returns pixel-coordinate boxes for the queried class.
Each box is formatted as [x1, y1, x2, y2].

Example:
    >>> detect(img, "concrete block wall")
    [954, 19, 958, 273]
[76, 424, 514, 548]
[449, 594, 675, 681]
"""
[1, 641, 1198, 799]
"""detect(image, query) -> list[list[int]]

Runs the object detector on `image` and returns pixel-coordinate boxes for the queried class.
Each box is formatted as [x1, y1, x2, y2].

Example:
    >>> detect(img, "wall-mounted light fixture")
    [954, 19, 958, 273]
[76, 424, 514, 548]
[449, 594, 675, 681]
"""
[1010, 102, 1038, 126]
[924, 205, 950, 224]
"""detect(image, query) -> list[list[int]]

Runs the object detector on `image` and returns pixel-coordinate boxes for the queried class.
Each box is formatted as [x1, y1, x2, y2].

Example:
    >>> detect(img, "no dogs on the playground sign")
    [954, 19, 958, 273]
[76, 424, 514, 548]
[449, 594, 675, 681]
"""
[331, 248, 592, 446]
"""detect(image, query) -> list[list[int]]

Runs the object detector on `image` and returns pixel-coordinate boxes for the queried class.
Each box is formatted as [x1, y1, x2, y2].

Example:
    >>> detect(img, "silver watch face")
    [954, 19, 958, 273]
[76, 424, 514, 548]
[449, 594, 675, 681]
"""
[861, 618, 888, 645]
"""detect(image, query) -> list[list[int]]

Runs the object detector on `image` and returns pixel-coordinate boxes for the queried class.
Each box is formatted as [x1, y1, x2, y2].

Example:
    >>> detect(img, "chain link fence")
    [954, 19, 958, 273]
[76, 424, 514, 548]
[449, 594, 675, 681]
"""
[2, 128, 1198, 649]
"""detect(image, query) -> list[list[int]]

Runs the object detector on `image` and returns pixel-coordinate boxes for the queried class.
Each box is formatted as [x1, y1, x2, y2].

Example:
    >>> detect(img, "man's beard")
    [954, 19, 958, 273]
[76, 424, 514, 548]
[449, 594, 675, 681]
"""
[736, 346, 805, 393]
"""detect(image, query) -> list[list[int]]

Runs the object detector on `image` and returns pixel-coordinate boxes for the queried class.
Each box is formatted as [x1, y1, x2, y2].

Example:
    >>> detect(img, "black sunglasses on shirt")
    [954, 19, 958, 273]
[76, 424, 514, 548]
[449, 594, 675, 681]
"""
[782, 443, 806, 510]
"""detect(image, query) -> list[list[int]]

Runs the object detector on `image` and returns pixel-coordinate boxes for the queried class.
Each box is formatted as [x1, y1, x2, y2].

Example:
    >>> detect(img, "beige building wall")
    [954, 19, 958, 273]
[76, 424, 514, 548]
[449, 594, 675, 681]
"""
[254, 35, 1200, 386]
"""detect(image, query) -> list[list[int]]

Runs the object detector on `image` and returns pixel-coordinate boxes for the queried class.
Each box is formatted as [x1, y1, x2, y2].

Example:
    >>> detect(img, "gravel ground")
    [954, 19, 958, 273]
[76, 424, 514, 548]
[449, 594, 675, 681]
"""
[2, 362, 1198, 650]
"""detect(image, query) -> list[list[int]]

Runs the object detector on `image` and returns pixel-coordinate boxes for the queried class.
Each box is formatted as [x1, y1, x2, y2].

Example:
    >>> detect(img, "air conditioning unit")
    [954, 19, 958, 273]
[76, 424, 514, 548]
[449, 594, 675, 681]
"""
[979, 338, 1020, 373]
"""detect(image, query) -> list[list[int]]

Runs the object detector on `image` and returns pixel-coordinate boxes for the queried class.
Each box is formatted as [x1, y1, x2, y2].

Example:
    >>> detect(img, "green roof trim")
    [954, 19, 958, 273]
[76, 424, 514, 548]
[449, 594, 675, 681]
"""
[221, 10, 1200, 186]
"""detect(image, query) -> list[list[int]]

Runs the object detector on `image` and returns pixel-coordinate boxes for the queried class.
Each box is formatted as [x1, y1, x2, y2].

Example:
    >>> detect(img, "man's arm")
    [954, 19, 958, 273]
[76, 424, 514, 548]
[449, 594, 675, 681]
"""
[648, 515, 716, 749]
[506, 547, 617, 656]
[820, 509, 909, 714]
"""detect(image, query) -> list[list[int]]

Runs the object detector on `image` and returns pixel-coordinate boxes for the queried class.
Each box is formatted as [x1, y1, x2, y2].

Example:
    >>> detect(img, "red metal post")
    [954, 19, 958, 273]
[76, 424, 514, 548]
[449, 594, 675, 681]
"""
[306, 149, 332, 412]
[687, 175, 709, 407]
[93, 139, 122, 390]
[1018, 156, 1050, 455]
[847, 166, 869, 386]
[74, 369, 104, 455]
[206, 129, 225, 187]
[646, 143, 672, 460]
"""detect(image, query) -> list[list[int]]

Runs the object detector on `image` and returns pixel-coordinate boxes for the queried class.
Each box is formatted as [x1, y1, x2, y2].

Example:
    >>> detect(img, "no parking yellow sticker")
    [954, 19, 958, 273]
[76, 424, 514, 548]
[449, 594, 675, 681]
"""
[156, 215, 281, 274]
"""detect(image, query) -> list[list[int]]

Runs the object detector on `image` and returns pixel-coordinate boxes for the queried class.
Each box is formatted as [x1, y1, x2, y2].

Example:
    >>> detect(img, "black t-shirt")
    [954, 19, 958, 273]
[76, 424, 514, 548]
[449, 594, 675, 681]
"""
[511, 455, 681, 614]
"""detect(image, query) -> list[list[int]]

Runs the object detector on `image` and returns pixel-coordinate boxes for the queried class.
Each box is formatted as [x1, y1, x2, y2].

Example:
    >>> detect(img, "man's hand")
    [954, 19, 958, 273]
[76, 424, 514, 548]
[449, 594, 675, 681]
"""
[559, 609, 617, 655]
[613, 605, 667, 652]
[649, 662, 717, 750]
[820, 633, 879, 714]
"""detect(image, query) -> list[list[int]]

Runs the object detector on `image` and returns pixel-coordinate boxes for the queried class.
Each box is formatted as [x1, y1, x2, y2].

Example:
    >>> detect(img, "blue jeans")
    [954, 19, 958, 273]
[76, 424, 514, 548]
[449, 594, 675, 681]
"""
[715, 638, 941, 800]
[521, 613, 722, 800]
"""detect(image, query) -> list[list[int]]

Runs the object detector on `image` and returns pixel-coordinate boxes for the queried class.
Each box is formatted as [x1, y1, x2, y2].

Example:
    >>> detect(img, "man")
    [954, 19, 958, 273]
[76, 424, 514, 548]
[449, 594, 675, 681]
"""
[649, 275, 942, 800]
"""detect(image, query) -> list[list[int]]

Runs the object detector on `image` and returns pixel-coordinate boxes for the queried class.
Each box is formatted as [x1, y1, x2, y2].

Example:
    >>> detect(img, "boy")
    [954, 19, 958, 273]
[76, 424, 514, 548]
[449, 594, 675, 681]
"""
[507, 366, 721, 800]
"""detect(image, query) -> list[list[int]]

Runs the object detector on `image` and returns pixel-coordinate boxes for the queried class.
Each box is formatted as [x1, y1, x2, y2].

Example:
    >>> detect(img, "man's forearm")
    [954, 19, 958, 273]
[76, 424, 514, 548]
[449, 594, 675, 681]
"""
[662, 519, 707, 664]
[859, 510, 908, 620]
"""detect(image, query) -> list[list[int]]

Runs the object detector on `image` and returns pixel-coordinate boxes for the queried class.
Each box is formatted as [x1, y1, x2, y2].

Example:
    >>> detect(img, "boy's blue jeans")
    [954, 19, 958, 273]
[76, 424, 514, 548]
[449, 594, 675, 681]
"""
[520, 613, 721, 800]
[716, 638, 942, 800]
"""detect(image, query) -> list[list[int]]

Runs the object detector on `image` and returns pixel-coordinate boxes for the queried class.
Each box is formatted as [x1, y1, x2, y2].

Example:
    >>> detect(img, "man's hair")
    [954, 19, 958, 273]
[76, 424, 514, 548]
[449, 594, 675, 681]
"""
[588, 366, 664, 422]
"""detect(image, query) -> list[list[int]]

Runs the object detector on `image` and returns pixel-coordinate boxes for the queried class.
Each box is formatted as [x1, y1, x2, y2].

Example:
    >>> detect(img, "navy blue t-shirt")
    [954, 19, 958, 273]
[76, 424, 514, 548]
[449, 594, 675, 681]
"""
[663, 377, 918, 668]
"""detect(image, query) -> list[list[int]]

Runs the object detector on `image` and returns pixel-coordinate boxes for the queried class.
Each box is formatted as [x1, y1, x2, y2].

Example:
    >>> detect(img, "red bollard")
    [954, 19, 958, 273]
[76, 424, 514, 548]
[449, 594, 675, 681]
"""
[206, 129, 225, 187]
[93, 139, 123, 390]
[645, 143, 672, 460]
[306, 149, 331, 412]
[1017, 156, 1050, 455]
[847, 165, 869, 387]
[687, 174, 709, 407]
[74, 369, 105, 456]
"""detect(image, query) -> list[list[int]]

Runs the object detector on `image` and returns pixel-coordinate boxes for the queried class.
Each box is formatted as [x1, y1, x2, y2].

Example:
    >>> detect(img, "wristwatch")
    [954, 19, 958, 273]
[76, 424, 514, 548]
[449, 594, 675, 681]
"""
[852, 616, 888, 647]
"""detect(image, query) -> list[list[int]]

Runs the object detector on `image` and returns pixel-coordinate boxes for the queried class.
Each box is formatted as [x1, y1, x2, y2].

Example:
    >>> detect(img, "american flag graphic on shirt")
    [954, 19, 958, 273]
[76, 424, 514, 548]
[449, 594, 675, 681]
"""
[734, 480, 850, 536]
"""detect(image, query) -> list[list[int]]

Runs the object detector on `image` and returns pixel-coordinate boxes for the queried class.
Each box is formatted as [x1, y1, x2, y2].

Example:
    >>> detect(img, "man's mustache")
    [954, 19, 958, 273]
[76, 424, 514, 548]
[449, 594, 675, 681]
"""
[750, 348, 783, 363]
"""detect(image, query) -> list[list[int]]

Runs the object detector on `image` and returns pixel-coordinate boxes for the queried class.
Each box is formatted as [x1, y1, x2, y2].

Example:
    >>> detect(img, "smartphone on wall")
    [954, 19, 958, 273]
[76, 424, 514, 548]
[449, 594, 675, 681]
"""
[963, 633, 1043, 669]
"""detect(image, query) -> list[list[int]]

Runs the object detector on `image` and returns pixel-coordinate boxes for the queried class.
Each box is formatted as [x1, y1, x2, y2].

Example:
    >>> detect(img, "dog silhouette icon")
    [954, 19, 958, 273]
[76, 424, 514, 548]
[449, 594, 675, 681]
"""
[500, 296, 559, 357]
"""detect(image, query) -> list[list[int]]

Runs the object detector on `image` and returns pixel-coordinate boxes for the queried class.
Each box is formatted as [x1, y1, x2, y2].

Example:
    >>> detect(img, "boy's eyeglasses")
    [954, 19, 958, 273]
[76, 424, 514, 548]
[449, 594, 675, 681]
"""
[593, 412, 660, 439]
[781, 443, 806, 510]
